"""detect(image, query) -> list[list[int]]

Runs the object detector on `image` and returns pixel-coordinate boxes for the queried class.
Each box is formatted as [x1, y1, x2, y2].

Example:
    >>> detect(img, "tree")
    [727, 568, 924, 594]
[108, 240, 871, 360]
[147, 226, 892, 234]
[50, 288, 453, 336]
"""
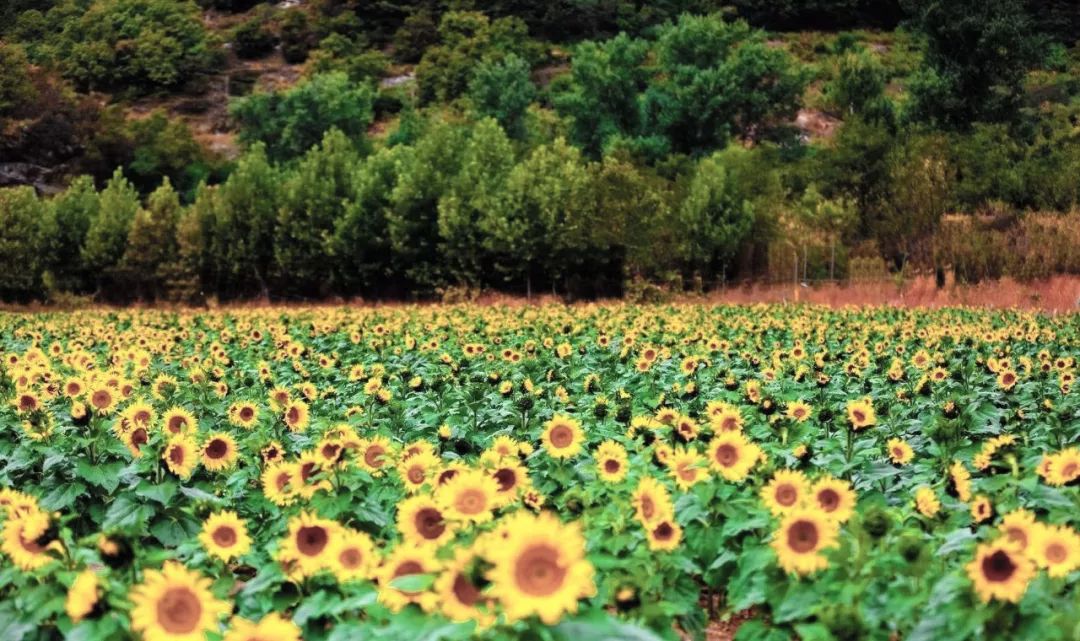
[904, 0, 1042, 127]
[231, 72, 375, 161]
[82, 169, 140, 291]
[824, 49, 893, 123]
[126, 112, 214, 200]
[0, 44, 37, 123]
[678, 153, 755, 276]
[468, 54, 536, 140]
[437, 118, 516, 287]
[47, 176, 99, 294]
[120, 178, 181, 299]
[798, 185, 857, 279]
[0, 187, 55, 300]
[274, 129, 359, 296]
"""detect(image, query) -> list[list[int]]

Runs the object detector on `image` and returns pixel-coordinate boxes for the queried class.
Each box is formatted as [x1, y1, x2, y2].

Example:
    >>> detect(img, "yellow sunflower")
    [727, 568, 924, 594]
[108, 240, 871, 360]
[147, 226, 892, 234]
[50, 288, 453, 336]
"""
[330, 529, 377, 583]
[914, 486, 941, 518]
[201, 432, 238, 472]
[645, 518, 683, 552]
[846, 398, 876, 430]
[227, 401, 260, 429]
[162, 407, 197, 436]
[377, 545, 441, 612]
[487, 511, 596, 624]
[199, 511, 251, 562]
[436, 469, 499, 525]
[631, 476, 674, 526]
[397, 494, 456, 547]
[356, 435, 394, 476]
[886, 438, 914, 465]
[761, 469, 811, 516]
[396, 450, 440, 493]
[785, 400, 812, 423]
[667, 446, 709, 490]
[65, 569, 99, 623]
[705, 431, 760, 481]
[541, 415, 585, 459]
[489, 459, 530, 507]
[771, 509, 840, 576]
[129, 562, 229, 641]
[998, 509, 1038, 553]
[1029, 524, 1080, 578]
[163, 436, 199, 480]
[223, 613, 302, 641]
[811, 476, 857, 523]
[1, 509, 57, 570]
[282, 399, 310, 433]
[261, 461, 298, 507]
[277, 512, 341, 578]
[436, 548, 495, 627]
[966, 539, 1035, 603]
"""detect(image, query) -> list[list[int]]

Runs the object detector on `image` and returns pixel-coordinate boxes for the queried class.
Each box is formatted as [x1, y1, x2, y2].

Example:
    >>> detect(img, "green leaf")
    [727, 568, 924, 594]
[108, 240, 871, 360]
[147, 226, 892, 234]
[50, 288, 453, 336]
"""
[388, 572, 436, 593]
[136, 480, 178, 505]
[39, 481, 86, 510]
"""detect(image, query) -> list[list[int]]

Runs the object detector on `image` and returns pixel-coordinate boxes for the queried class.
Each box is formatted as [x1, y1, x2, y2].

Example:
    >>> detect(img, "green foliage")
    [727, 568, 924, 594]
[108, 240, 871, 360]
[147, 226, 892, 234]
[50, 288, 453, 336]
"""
[677, 152, 755, 273]
[231, 72, 376, 162]
[904, 0, 1043, 127]
[0, 187, 55, 300]
[125, 112, 215, 201]
[49, 0, 219, 93]
[81, 169, 140, 284]
[232, 16, 277, 60]
[824, 49, 893, 122]
[46, 176, 99, 294]
[308, 34, 390, 83]
[468, 54, 536, 140]
[0, 44, 37, 120]
[119, 178, 181, 298]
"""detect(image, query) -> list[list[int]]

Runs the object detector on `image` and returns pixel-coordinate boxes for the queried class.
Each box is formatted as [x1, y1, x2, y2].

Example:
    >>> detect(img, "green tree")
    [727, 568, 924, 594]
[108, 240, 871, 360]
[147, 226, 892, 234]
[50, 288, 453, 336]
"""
[678, 152, 755, 276]
[437, 118, 516, 287]
[904, 0, 1042, 127]
[468, 53, 536, 140]
[0, 187, 55, 301]
[231, 72, 375, 161]
[126, 112, 214, 200]
[120, 178, 181, 299]
[47, 176, 99, 294]
[824, 49, 893, 122]
[82, 169, 140, 291]
[330, 147, 402, 296]
[0, 44, 37, 123]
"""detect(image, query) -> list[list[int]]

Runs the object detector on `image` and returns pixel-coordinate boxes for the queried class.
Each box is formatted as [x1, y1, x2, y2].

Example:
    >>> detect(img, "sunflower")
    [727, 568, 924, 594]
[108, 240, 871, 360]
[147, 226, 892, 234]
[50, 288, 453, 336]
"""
[811, 476, 857, 523]
[223, 613, 302, 641]
[278, 512, 340, 578]
[966, 539, 1035, 603]
[124, 400, 156, 429]
[437, 469, 499, 525]
[490, 459, 530, 506]
[998, 509, 1038, 553]
[949, 460, 973, 502]
[397, 494, 456, 547]
[163, 436, 199, 480]
[201, 433, 238, 472]
[330, 529, 377, 583]
[162, 407, 196, 436]
[295, 451, 333, 499]
[631, 476, 673, 526]
[436, 548, 495, 627]
[377, 545, 441, 612]
[1028, 524, 1080, 578]
[996, 369, 1019, 391]
[541, 415, 585, 459]
[970, 495, 993, 523]
[129, 562, 229, 641]
[282, 400, 310, 433]
[65, 569, 99, 623]
[490, 435, 520, 458]
[1, 510, 57, 571]
[261, 461, 298, 507]
[761, 469, 810, 516]
[914, 486, 941, 518]
[785, 400, 812, 423]
[487, 511, 596, 624]
[771, 509, 840, 576]
[356, 435, 394, 476]
[705, 432, 760, 481]
[645, 518, 682, 552]
[594, 441, 628, 484]
[667, 446, 709, 490]
[199, 511, 251, 562]
[228, 401, 259, 429]
[121, 425, 151, 458]
[846, 398, 876, 430]
[396, 450, 440, 493]
[88, 385, 117, 414]
[886, 438, 914, 465]
[1046, 448, 1080, 486]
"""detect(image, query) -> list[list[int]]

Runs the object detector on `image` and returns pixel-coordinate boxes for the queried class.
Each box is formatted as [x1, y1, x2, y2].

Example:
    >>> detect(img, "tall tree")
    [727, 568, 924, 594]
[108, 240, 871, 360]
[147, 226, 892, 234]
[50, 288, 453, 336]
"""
[82, 169, 140, 292]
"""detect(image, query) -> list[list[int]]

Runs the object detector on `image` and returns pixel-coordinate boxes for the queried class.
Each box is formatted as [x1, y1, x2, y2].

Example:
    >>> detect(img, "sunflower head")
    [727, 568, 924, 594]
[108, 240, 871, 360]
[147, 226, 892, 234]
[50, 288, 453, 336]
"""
[966, 539, 1035, 603]
[770, 509, 840, 576]
[129, 562, 229, 641]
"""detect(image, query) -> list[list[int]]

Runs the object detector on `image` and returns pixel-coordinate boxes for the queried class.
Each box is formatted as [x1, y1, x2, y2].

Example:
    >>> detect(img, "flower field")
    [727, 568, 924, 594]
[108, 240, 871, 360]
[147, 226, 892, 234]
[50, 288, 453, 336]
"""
[1, 304, 1078, 641]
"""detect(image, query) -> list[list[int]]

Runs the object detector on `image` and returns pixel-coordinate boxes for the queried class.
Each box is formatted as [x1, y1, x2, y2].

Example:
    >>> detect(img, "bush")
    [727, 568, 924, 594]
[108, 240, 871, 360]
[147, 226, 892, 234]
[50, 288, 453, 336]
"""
[232, 18, 276, 60]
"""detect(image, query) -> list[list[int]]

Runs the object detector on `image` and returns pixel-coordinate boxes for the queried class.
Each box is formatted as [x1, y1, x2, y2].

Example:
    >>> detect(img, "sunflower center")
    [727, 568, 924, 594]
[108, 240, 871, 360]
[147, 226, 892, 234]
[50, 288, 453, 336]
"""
[714, 444, 737, 466]
[1045, 542, 1068, 564]
[131, 428, 148, 447]
[549, 425, 574, 449]
[212, 526, 237, 548]
[775, 484, 799, 506]
[365, 445, 386, 467]
[91, 390, 111, 408]
[438, 469, 459, 485]
[452, 573, 481, 605]
[891, 447, 905, 459]
[494, 468, 517, 492]
[239, 407, 254, 421]
[407, 466, 426, 485]
[155, 587, 202, 634]
[296, 525, 329, 557]
[603, 459, 621, 474]
[455, 489, 487, 515]
[677, 464, 697, 482]
[817, 488, 840, 511]
[786, 520, 820, 553]
[286, 407, 300, 424]
[415, 507, 446, 539]
[275, 471, 291, 491]
[1005, 527, 1028, 549]
[339, 547, 362, 569]
[982, 550, 1017, 582]
[653, 522, 675, 541]
[168, 445, 185, 465]
[322, 444, 341, 461]
[1062, 462, 1078, 478]
[393, 561, 424, 595]
[852, 410, 866, 423]
[167, 416, 186, 433]
[206, 439, 227, 459]
[513, 544, 567, 597]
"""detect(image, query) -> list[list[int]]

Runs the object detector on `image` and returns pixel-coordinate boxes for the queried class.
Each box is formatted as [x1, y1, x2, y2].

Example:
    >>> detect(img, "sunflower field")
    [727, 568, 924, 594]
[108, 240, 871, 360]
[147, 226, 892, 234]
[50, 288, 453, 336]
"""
[1, 304, 1078, 641]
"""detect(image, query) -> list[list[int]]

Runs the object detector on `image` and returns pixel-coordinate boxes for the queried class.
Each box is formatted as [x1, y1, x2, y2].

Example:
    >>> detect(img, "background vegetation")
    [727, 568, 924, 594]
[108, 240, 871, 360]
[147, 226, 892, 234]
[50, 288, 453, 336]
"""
[1, 0, 1079, 302]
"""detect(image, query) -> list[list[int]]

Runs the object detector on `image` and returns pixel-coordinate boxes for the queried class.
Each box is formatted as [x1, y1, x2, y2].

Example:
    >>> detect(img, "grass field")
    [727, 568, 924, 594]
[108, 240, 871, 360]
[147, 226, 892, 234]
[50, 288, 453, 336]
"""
[1, 304, 1078, 641]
